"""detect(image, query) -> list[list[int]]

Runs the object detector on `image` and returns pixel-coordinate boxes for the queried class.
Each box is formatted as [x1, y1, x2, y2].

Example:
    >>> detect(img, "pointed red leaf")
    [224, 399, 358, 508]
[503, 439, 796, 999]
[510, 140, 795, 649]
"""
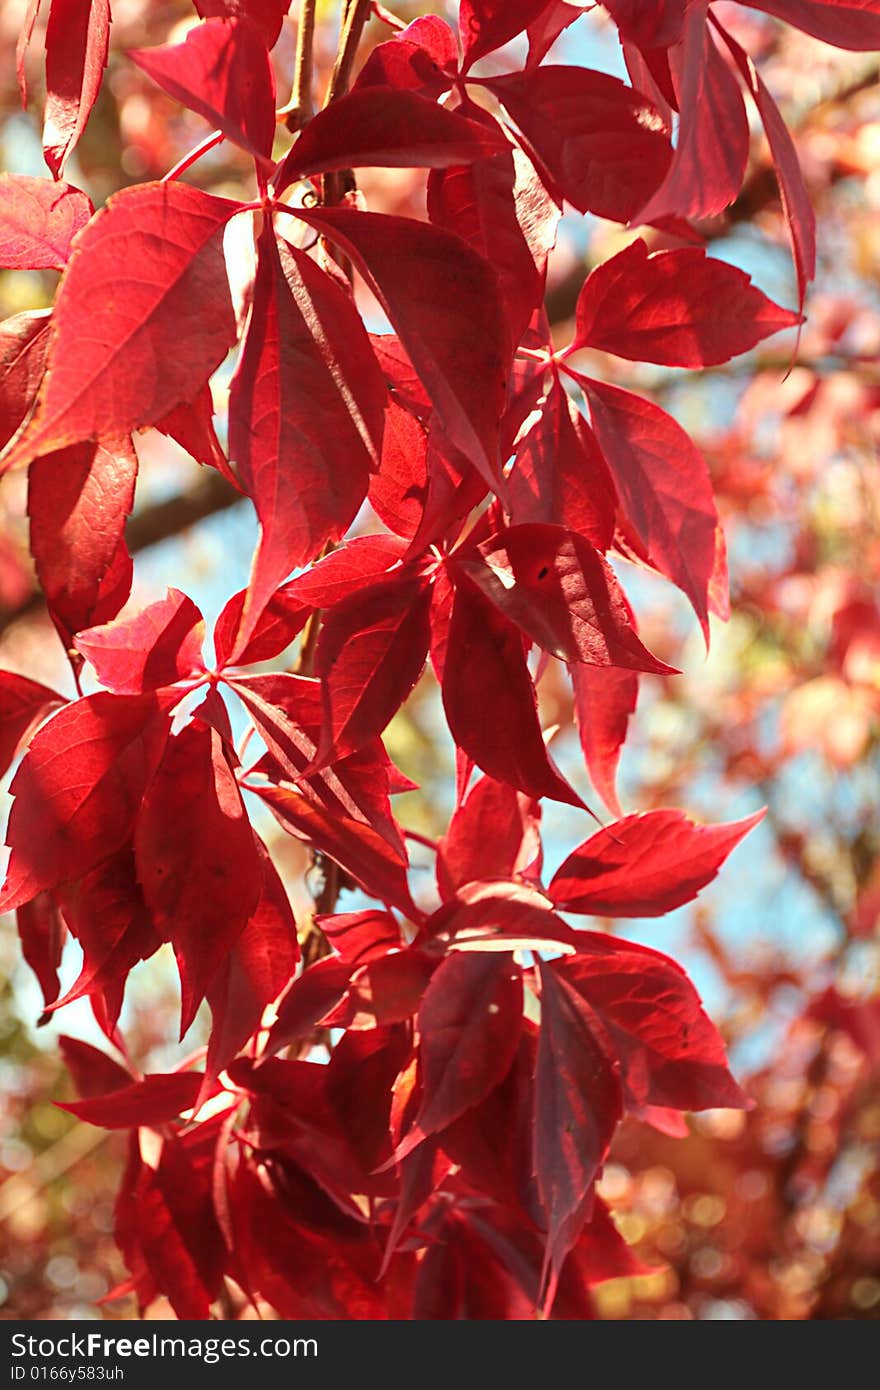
[325, 949, 436, 1030]
[571, 661, 638, 818]
[28, 435, 137, 649]
[58, 1036, 132, 1099]
[193, 0, 291, 49]
[427, 879, 579, 955]
[318, 908, 403, 967]
[0, 670, 64, 779]
[437, 774, 541, 899]
[229, 225, 385, 653]
[135, 721, 261, 1034]
[0, 311, 50, 452]
[460, 1, 558, 67]
[0, 182, 238, 472]
[578, 374, 719, 639]
[261, 956, 354, 1058]
[549, 807, 766, 916]
[42, 0, 110, 177]
[155, 383, 236, 483]
[526, 2, 586, 67]
[559, 939, 748, 1110]
[75, 589, 206, 694]
[131, 18, 276, 164]
[482, 66, 672, 223]
[0, 175, 92, 271]
[276, 87, 507, 188]
[314, 571, 433, 764]
[602, 0, 686, 46]
[0, 692, 172, 913]
[17, 893, 67, 1011]
[740, 0, 880, 49]
[297, 206, 511, 494]
[442, 572, 584, 807]
[353, 17, 457, 99]
[460, 523, 675, 673]
[281, 533, 407, 608]
[534, 961, 622, 1286]
[59, 1071, 204, 1129]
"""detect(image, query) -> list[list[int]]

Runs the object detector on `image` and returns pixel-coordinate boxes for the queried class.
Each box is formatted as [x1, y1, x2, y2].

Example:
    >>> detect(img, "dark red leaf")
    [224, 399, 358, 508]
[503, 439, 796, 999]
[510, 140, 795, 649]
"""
[0, 175, 92, 270]
[353, 18, 457, 99]
[193, 0, 291, 49]
[0, 183, 238, 472]
[261, 956, 354, 1058]
[572, 238, 800, 367]
[131, 18, 277, 164]
[297, 206, 511, 494]
[526, 1, 586, 67]
[571, 661, 638, 818]
[482, 66, 672, 223]
[460, 0, 557, 66]
[602, 0, 686, 46]
[324, 949, 435, 1030]
[213, 586, 308, 669]
[0, 311, 50, 452]
[134, 721, 261, 1034]
[318, 908, 403, 966]
[58, 1071, 204, 1129]
[437, 774, 541, 899]
[155, 383, 236, 484]
[427, 879, 579, 956]
[281, 534, 407, 608]
[74, 589, 206, 694]
[58, 1036, 131, 1099]
[42, 0, 110, 177]
[740, 0, 880, 49]
[17, 893, 66, 1011]
[0, 670, 64, 779]
[229, 225, 385, 653]
[549, 807, 766, 916]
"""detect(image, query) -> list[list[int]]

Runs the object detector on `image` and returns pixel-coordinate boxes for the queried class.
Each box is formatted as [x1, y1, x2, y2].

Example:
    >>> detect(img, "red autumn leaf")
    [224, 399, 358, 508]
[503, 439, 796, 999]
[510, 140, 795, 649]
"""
[353, 17, 457, 99]
[155, 383, 235, 483]
[193, 0, 291, 49]
[28, 436, 137, 650]
[276, 86, 507, 188]
[318, 908, 403, 967]
[42, 0, 110, 177]
[204, 838, 299, 1086]
[558, 938, 748, 1110]
[459, 0, 557, 67]
[314, 570, 433, 764]
[134, 721, 262, 1034]
[740, 0, 880, 49]
[324, 949, 436, 1030]
[534, 961, 622, 1289]
[0, 311, 50, 452]
[213, 585, 308, 670]
[577, 373, 720, 639]
[0, 670, 64, 779]
[17, 893, 67, 1012]
[297, 206, 511, 494]
[549, 807, 766, 916]
[58, 1036, 132, 1099]
[459, 523, 676, 673]
[368, 399, 429, 540]
[0, 174, 92, 271]
[481, 66, 672, 223]
[427, 879, 579, 956]
[636, 7, 749, 224]
[394, 952, 524, 1158]
[261, 956, 355, 1059]
[74, 589, 206, 694]
[441, 572, 584, 808]
[58, 1070, 205, 1129]
[508, 381, 616, 550]
[602, 0, 686, 46]
[572, 239, 800, 367]
[570, 661, 638, 818]
[131, 18, 277, 165]
[229, 225, 385, 653]
[0, 182, 238, 472]
[281, 533, 408, 608]
[437, 773, 541, 899]
[0, 692, 172, 914]
[526, 1, 586, 67]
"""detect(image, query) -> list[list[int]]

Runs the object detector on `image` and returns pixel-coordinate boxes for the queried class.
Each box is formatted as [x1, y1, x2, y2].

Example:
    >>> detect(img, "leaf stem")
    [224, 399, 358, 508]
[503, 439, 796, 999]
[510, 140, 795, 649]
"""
[162, 129, 225, 182]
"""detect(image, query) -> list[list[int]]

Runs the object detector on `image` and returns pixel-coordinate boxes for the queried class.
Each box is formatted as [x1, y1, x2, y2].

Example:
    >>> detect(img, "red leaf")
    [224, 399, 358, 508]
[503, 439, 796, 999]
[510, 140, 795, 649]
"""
[602, 0, 686, 46]
[549, 807, 766, 916]
[396, 953, 523, 1157]
[58, 1071, 204, 1129]
[526, 2, 586, 67]
[134, 721, 261, 1034]
[325, 950, 435, 1030]
[578, 374, 720, 639]
[482, 66, 672, 223]
[508, 382, 616, 550]
[437, 774, 541, 899]
[28, 436, 137, 649]
[441, 572, 584, 807]
[0, 670, 64, 779]
[297, 206, 511, 494]
[0, 175, 92, 270]
[262, 956, 354, 1058]
[314, 570, 433, 764]
[42, 0, 110, 177]
[281, 533, 407, 608]
[740, 0, 880, 49]
[559, 939, 748, 1110]
[368, 399, 429, 539]
[229, 225, 385, 652]
[716, 20, 816, 312]
[58, 1036, 131, 1099]
[318, 908, 403, 966]
[534, 961, 622, 1291]
[213, 586, 308, 669]
[460, 523, 675, 672]
[571, 661, 638, 818]
[0, 311, 50, 452]
[253, 781, 422, 920]
[155, 383, 235, 483]
[0, 692, 171, 913]
[572, 239, 800, 367]
[353, 18, 457, 99]
[75, 589, 206, 694]
[193, 0, 291, 49]
[636, 7, 749, 224]
[0, 182, 238, 472]
[427, 879, 579, 956]
[131, 18, 276, 165]
[276, 87, 507, 188]
[460, 0, 557, 67]
[17, 893, 66, 1011]
[205, 839, 299, 1085]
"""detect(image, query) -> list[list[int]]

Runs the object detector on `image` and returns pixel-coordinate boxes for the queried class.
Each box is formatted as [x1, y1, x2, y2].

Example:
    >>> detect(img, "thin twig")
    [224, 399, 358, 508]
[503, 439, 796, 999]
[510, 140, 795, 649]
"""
[285, 0, 317, 132]
[324, 0, 371, 109]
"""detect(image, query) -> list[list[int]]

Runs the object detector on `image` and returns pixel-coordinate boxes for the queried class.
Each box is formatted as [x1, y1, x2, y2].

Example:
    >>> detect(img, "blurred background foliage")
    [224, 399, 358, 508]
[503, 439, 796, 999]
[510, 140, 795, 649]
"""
[1, 0, 879, 1320]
